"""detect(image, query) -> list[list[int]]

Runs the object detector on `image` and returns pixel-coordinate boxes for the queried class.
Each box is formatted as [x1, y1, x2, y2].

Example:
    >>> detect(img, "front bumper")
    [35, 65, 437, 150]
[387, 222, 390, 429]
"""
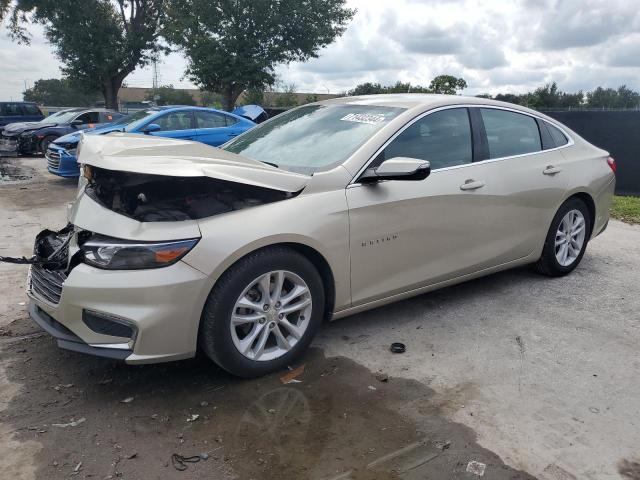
[0, 135, 19, 153]
[46, 146, 80, 177]
[28, 259, 211, 364]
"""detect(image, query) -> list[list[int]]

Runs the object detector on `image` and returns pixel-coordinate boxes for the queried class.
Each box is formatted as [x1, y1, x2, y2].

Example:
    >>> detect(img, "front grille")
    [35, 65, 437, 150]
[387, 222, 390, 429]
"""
[29, 264, 67, 305]
[46, 149, 61, 170]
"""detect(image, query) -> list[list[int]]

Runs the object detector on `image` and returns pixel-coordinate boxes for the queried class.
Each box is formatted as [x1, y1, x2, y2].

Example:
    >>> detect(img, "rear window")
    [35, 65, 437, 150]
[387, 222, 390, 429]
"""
[481, 109, 542, 159]
[546, 122, 569, 147]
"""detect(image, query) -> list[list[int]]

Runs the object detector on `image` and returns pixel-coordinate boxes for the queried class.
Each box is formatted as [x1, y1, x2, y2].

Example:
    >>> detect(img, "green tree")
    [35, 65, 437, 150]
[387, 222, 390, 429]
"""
[145, 84, 196, 106]
[347, 81, 431, 96]
[429, 75, 467, 95]
[241, 88, 266, 106]
[586, 85, 640, 109]
[6, 1, 168, 110]
[23, 78, 101, 106]
[166, 0, 355, 111]
[527, 82, 583, 108]
[274, 83, 298, 108]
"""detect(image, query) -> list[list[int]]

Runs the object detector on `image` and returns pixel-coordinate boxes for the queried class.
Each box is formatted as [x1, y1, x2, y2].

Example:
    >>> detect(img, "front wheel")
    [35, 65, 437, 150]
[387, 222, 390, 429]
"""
[199, 247, 325, 377]
[39, 135, 56, 154]
[535, 197, 591, 276]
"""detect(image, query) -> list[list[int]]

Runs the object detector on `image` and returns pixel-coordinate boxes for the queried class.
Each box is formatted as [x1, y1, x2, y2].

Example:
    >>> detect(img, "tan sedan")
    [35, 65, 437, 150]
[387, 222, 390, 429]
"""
[26, 94, 615, 377]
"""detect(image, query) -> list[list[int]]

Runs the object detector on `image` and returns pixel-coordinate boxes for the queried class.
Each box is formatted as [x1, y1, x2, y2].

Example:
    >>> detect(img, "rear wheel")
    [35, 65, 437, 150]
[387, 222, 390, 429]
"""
[199, 247, 324, 377]
[535, 197, 591, 276]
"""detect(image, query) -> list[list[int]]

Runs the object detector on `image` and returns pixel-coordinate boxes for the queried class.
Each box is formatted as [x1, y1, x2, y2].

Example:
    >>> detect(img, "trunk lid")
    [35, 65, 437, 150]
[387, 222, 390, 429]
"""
[78, 133, 310, 193]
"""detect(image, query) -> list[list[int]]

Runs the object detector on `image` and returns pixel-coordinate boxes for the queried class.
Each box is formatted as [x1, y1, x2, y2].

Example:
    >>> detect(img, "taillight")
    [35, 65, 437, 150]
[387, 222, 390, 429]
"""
[606, 156, 616, 173]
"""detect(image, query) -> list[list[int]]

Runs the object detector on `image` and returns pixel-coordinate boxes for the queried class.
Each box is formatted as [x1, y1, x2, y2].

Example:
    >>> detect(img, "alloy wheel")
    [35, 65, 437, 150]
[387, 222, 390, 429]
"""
[554, 209, 586, 267]
[231, 270, 312, 362]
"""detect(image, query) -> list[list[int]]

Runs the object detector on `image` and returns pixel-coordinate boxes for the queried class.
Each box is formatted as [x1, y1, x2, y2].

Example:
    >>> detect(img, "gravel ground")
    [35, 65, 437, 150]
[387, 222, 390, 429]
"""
[1, 155, 639, 479]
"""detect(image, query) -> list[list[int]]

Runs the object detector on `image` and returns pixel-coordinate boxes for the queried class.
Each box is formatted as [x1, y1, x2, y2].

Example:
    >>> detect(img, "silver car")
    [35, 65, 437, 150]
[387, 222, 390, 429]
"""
[27, 94, 615, 377]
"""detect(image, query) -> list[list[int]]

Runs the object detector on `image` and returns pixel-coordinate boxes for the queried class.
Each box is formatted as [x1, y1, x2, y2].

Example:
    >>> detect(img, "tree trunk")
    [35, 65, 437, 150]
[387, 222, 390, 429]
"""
[222, 86, 242, 112]
[102, 77, 124, 111]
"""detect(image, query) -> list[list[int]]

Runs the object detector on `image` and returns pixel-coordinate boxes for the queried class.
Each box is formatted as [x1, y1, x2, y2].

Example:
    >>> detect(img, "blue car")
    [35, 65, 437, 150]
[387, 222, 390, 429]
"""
[47, 106, 256, 177]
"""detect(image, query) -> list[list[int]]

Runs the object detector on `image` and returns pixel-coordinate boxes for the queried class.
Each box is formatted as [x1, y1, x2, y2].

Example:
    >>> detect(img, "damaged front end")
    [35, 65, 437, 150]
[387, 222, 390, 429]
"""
[83, 165, 295, 222]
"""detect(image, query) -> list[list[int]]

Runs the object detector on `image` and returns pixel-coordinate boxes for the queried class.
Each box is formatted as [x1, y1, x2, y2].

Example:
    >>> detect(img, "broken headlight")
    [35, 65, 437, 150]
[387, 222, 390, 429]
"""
[80, 234, 199, 270]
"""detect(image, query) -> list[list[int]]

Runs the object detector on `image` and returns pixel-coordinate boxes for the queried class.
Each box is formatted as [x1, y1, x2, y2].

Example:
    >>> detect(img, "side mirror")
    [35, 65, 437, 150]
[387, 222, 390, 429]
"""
[71, 119, 84, 127]
[360, 157, 431, 182]
[142, 123, 161, 134]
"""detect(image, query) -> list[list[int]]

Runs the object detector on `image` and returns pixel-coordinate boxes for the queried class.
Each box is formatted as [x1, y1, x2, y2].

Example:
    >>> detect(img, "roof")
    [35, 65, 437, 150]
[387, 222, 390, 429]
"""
[321, 93, 534, 113]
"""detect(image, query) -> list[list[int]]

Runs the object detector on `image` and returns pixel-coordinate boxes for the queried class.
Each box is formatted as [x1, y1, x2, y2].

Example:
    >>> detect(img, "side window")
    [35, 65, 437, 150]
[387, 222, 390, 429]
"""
[100, 112, 119, 123]
[225, 115, 239, 126]
[23, 104, 42, 115]
[379, 108, 473, 170]
[75, 112, 100, 124]
[154, 111, 194, 131]
[194, 110, 227, 129]
[545, 122, 569, 147]
[481, 109, 541, 158]
[1, 103, 22, 116]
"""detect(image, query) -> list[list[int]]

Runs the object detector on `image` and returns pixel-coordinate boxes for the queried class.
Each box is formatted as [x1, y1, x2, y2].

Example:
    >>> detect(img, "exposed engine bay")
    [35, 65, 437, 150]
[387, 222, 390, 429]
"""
[84, 166, 296, 222]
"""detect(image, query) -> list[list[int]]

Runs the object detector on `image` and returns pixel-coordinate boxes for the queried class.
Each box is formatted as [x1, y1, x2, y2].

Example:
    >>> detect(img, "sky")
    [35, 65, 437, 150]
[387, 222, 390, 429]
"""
[1, 0, 639, 100]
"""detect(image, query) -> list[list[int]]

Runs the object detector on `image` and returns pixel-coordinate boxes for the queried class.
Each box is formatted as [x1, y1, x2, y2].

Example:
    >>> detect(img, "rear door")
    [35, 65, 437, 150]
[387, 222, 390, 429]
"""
[149, 110, 197, 140]
[194, 110, 239, 146]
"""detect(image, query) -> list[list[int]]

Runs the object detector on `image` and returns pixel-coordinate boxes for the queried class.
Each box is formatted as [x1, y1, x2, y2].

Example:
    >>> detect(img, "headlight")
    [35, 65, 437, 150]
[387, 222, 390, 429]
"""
[81, 234, 199, 270]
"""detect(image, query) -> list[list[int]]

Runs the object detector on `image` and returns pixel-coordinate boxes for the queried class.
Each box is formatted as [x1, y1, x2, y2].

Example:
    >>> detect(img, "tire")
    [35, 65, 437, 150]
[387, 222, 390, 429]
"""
[535, 197, 591, 277]
[39, 135, 56, 155]
[199, 247, 325, 378]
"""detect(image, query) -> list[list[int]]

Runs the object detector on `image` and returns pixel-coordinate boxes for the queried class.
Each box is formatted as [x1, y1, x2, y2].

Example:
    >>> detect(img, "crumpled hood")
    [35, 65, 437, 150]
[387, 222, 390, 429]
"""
[78, 133, 311, 193]
[2, 121, 50, 135]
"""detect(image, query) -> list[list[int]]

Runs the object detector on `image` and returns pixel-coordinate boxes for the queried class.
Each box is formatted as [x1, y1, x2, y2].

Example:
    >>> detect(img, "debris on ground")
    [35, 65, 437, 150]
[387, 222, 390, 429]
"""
[466, 460, 486, 476]
[126, 452, 138, 460]
[280, 364, 305, 384]
[187, 414, 200, 422]
[367, 385, 377, 391]
[200, 401, 209, 407]
[121, 396, 134, 403]
[171, 453, 201, 471]
[51, 417, 86, 428]
[375, 372, 389, 383]
[52, 383, 74, 391]
[390, 342, 406, 353]
[434, 440, 451, 451]
[72, 462, 82, 475]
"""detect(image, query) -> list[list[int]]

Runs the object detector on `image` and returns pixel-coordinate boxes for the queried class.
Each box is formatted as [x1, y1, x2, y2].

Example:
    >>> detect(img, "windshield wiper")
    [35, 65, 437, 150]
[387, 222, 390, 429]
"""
[259, 160, 279, 168]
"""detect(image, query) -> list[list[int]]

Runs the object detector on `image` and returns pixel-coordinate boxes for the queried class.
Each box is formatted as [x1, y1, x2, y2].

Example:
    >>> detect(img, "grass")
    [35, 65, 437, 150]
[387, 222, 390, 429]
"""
[611, 195, 640, 224]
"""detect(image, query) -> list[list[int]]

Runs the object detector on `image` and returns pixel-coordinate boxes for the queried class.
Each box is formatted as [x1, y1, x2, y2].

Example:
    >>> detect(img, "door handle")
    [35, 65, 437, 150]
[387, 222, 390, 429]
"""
[460, 179, 485, 191]
[543, 165, 562, 175]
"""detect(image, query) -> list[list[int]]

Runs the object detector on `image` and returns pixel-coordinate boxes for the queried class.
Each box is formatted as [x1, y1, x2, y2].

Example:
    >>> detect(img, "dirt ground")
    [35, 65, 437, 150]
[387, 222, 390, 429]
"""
[1, 155, 639, 480]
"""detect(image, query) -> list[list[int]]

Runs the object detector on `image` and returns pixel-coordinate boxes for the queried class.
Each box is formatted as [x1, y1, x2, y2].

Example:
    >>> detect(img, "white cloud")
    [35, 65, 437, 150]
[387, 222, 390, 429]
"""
[1, 0, 639, 100]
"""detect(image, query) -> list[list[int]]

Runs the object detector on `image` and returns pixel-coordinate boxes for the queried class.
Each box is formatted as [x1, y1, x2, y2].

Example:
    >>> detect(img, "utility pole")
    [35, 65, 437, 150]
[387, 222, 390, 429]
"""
[152, 59, 160, 105]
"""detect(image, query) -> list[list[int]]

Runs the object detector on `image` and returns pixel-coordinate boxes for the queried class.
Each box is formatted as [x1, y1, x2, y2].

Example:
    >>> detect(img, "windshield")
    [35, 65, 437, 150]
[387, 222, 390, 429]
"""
[40, 110, 80, 125]
[123, 110, 160, 132]
[223, 104, 405, 174]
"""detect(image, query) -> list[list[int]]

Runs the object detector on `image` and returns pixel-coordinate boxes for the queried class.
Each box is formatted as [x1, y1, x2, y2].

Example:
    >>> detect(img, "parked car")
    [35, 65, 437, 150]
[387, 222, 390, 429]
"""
[26, 95, 615, 377]
[0, 108, 123, 155]
[46, 106, 256, 177]
[0, 101, 44, 127]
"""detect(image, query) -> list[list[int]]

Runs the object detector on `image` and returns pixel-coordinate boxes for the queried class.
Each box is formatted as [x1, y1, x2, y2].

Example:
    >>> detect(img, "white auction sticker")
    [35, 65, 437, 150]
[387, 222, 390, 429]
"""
[340, 113, 387, 125]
